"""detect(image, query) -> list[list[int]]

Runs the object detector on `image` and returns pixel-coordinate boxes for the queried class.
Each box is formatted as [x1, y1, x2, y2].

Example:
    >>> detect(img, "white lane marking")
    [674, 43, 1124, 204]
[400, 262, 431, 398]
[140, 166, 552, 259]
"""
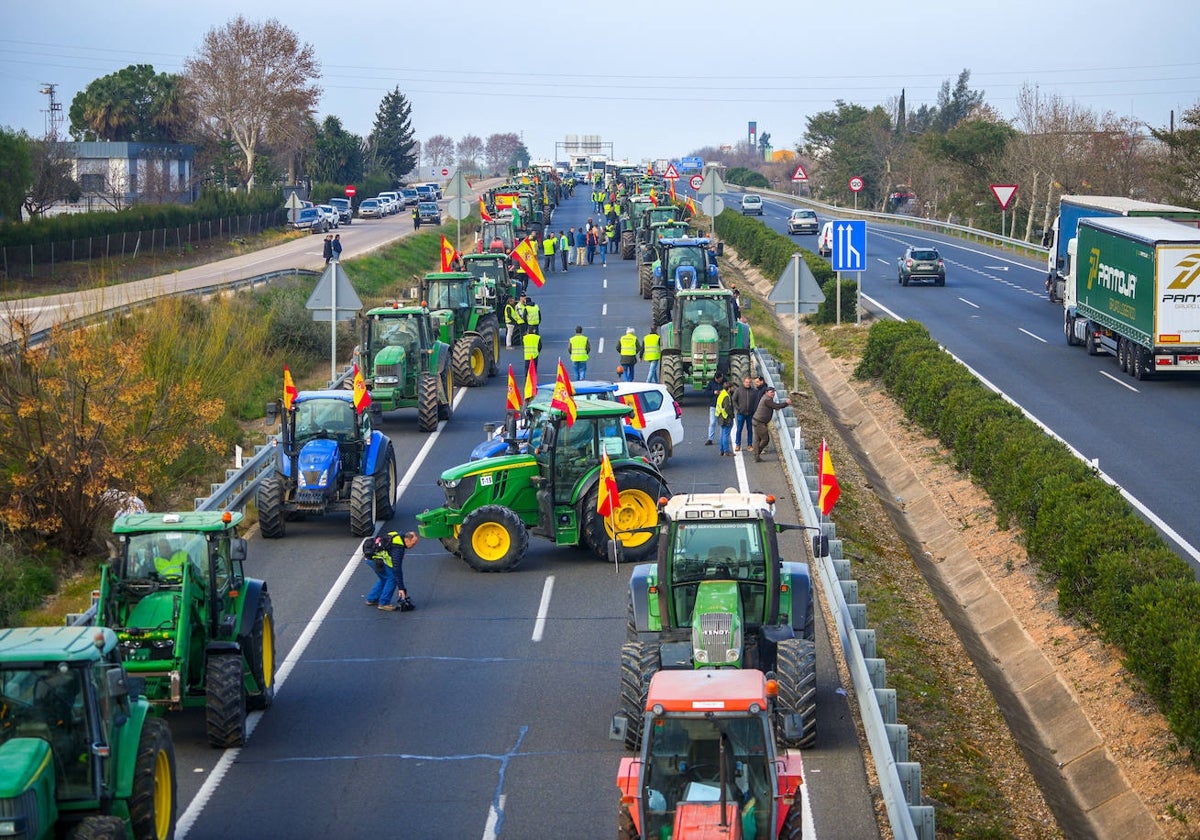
[602, 303, 608, 316]
[177, 385, 469, 838]
[958, 297, 980, 309]
[531, 576, 555, 642]
[482, 793, 506, 840]
[1099, 370, 1139, 392]
[876, 258, 891, 266]
[734, 448, 749, 492]
[984, 265, 1010, 271]
[598, 338, 605, 355]
[603, 278, 608, 289]
[1018, 328, 1047, 343]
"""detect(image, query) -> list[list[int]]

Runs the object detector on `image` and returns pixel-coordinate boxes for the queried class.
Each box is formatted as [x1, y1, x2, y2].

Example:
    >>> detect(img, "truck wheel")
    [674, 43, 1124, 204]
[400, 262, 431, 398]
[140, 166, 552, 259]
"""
[1085, 325, 1101, 356]
[729, 352, 751, 384]
[582, 469, 666, 562]
[128, 716, 177, 840]
[69, 816, 129, 840]
[645, 432, 670, 469]
[453, 335, 488, 387]
[776, 638, 817, 750]
[1064, 310, 1082, 346]
[374, 444, 397, 520]
[438, 367, 455, 421]
[459, 505, 528, 572]
[619, 641, 661, 751]
[478, 315, 501, 377]
[662, 354, 684, 401]
[246, 591, 275, 711]
[1117, 336, 1129, 373]
[417, 373, 439, 432]
[349, 475, 376, 537]
[1132, 344, 1154, 381]
[256, 476, 285, 539]
[639, 264, 653, 299]
[205, 654, 247, 748]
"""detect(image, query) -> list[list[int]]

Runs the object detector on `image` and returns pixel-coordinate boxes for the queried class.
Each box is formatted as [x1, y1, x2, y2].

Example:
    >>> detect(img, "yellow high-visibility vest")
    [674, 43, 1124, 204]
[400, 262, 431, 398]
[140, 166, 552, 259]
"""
[569, 334, 589, 362]
[524, 304, 541, 326]
[618, 333, 639, 357]
[523, 333, 541, 360]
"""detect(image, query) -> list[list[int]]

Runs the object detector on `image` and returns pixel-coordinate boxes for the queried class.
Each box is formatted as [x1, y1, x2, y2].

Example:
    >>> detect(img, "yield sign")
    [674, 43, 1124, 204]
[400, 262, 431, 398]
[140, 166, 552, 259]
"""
[791, 163, 808, 182]
[990, 184, 1018, 210]
[663, 163, 680, 180]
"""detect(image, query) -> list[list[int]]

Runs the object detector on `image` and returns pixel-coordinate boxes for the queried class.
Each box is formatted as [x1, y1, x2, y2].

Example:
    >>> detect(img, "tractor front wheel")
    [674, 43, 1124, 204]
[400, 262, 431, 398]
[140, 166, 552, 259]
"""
[619, 641, 661, 751]
[638, 264, 653, 299]
[453, 334, 488, 387]
[776, 637, 817, 750]
[729, 351, 751, 384]
[69, 817, 129, 840]
[246, 591, 275, 711]
[128, 717, 176, 840]
[478, 315, 501, 377]
[256, 476, 285, 538]
[438, 367, 455, 421]
[349, 475, 376, 537]
[460, 505, 528, 572]
[417, 373, 439, 432]
[205, 654, 247, 748]
[661, 353, 684, 401]
[375, 444, 397, 520]
[582, 469, 666, 563]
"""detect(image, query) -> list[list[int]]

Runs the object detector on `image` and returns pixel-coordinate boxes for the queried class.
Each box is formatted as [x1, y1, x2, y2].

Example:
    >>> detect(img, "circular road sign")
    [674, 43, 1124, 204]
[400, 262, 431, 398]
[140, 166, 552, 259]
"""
[344, 185, 356, 197]
[446, 197, 472, 221]
[689, 174, 704, 190]
[700, 195, 725, 217]
[441, 167, 450, 177]
[848, 176, 864, 193]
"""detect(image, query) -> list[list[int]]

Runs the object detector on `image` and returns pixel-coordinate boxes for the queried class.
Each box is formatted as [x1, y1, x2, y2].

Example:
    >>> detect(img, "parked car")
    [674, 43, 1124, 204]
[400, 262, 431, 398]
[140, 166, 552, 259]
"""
[415, 185, 436, 203]
[613, 381, 684, 468]
[417, 201, 442, 226]
[817, 221, 833, 257]
[897, 246, 946, 286]
[377, 196, 397, 216]
[329, 197, 353, 224]
[740, 194, 764, 216]
[378, 191, 401, 213]
[787, 208, 819, 235]
[425, 183, 443, 200]
[289, 207, 328, 233]
[358, 199, 382, 219]
[400, 188, 420, 206]
[316, 204, 340, 229]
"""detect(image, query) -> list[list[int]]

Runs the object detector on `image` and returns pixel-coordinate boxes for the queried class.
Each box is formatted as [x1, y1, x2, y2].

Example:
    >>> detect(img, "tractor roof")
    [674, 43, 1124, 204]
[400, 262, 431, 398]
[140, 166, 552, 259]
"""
[293, 389, 355, 405]
[112, 510, 244, 535]
[527, 398, 632, 418]
[662, 492, 774, 519]
[0, 626, 118, 664]
[365, 303, 425, 316]
[424, 271, 473, 281]
[646, 669, 769, 713]
[659, 237, 711, 247]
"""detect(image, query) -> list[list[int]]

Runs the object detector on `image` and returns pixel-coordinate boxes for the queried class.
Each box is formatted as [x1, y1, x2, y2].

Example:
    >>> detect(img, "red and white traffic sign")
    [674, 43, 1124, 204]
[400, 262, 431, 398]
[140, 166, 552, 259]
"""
[848, 176, 864, 193]
[663, 163, 680, 180]
[990, 184, 1018, 210]
[441, 167, 450, 177]
[689, 174, 704, 190]
[791, 163, 808, 182]
[344, 185, 357, 197]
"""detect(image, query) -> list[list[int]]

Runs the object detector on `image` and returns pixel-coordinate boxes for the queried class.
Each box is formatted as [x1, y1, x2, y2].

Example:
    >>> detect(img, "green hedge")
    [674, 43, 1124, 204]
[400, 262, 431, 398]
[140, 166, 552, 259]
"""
[855, 320, 1200, 760]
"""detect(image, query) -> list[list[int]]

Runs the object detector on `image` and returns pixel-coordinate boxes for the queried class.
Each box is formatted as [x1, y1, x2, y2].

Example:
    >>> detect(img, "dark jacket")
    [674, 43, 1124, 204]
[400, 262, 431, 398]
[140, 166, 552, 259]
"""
[703, 376, 726, 407]
[753, 393, 790, 424]
[732, 384, 757, 415]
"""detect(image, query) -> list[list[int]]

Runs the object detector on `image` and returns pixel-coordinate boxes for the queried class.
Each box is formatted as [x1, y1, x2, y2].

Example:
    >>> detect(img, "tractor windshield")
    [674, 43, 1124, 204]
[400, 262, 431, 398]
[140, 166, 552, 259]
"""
[371, 315, 421, 352]
[296, 399, 357, 443]
[466, 257, 506, 283]
[426, 280, 466, 311]
[680, 297, 732, 337]
[0, 665, 94, 798]
[122, 530, 208, 584]
[668, 521, 768, 625]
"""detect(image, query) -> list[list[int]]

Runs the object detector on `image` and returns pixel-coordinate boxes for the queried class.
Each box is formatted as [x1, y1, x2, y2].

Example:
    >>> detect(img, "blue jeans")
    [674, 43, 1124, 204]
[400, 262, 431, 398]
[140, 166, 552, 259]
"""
[599, 247, 607, 266]
[645, 359, 659, 383]
[735, 414, 753, 447]
[573, 361, 587, 380]
[366, 560, 396, 605]
[621, 362, 635, 382]
[707, 407, 718, 442]
[719, 424, 732, 454]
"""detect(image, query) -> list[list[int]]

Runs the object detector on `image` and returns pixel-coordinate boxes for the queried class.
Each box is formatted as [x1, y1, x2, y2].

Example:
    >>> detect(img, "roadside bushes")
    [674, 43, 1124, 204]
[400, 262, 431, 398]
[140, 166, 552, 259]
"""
[855, 318, 1200, 759]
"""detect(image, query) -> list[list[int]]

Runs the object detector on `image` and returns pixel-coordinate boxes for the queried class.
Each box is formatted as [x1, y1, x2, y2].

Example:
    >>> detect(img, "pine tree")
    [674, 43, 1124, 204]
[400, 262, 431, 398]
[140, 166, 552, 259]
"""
[371, 87, 417, 181]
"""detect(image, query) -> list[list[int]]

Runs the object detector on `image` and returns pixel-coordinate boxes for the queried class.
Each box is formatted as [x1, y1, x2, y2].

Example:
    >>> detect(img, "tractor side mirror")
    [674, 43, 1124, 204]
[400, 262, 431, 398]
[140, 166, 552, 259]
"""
[716, 242, 724, 256]
[106, 665, 130, 700]
[780, 713, 804, 741]
[230, 538, 248, 563]
[609, 713, 630, 742]
[265, 402, 279, 424]
[812, 535, 829, 558]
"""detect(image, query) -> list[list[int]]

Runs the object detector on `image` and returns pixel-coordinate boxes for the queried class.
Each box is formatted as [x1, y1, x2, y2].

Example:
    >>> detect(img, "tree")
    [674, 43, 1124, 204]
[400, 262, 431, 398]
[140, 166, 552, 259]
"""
[1150, 102, 1200, 206]
[457, 134, 483, 173]
[310, 115, 363, 184]
[484, 133, 522, 174]
[933, 70, 985, 133]
[23, 139, 80, 218]
[424, 134, 455, 169]
[803, 101, 895, 207]
[369, 86, 417, 182]
[68, 65, 191, 143]
[183, 16, 320, 189]
[0, 127, 32, 221]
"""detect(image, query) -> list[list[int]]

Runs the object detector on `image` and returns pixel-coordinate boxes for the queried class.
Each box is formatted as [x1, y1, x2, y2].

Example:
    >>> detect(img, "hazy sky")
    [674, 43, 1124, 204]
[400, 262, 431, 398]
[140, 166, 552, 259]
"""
[2, 0, 1197, 167]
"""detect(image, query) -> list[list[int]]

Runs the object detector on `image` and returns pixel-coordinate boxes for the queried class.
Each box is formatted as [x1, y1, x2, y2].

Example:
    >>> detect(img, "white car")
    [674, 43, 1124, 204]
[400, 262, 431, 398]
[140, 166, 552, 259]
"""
[613, 381, 684, 468]
[817, 221, 833, 257]
[315, 205, 340, 229]
[740, 194, 764, 216]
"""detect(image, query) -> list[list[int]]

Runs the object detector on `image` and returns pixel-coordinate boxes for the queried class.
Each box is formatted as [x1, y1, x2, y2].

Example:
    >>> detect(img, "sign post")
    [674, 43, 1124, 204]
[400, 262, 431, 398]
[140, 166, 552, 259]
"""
[990, 184, 1018, 238]
[767, 255, 825, 393]
[791, 163, 808, 197]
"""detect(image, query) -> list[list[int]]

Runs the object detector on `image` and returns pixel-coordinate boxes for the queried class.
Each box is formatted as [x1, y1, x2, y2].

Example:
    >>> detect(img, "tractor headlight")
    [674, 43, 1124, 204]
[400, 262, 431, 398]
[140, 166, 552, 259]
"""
[375, 375, 399, 385]
[299, 469, 329, 489]
[441, 478, 461, 489]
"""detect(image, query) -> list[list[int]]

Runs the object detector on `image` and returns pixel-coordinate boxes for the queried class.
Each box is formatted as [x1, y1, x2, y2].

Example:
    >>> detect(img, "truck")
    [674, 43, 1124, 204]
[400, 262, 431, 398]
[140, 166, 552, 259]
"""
[1062, 216, 1200, 380]
[1045, 195, 1200, 302]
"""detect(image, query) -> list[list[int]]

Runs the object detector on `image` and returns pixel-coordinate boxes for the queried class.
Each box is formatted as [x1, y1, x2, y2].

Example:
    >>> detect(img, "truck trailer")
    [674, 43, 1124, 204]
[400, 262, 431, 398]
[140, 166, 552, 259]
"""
[1063, 216, 1200, 379]
[1046, 195, 1200, 302]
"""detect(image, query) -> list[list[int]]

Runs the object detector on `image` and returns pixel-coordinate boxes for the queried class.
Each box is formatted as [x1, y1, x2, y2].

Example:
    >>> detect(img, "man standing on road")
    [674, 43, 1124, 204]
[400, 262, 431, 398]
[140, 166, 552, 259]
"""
[322, 235, 334, 264]
[568, 326, 590, 381]
[575, 227, 587, 266]
[751, 387, 791, 463]
[702, 372, 725, 446]
[642, 328, 661, 383]
[542, 229, 556, 273]
[332, 234, 343, 262]
[522, 330, 542, 376]
[732, 375, 757, 453]
[618, 327, 641, 383]
[504, 297, 525, 348]
[559, 230, 570, 272]
[523, 297, 541, 335]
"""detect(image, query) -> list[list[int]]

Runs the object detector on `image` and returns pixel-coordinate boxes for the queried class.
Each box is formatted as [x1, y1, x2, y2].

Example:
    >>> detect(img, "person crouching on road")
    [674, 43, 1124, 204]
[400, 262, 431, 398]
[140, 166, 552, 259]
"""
[365, 531, 420, 611]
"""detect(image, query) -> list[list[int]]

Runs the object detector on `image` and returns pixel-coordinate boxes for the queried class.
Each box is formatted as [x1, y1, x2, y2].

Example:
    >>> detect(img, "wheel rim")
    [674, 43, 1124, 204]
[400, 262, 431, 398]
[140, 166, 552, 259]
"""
[261, 613, 274, 689]
[471, 521, 511, 561]
[648, 437, 667, 467]
[606, 489, 657, 548]
[471, 346, 486, 376]
[153, 748, 172, 839]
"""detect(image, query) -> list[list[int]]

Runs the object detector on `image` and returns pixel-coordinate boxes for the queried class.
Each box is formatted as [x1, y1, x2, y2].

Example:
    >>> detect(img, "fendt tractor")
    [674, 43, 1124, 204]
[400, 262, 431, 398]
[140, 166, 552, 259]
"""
[650, 237, 722, 328]
[417, 400, 669, 572]
[257, 389, 398, 538]
[0, 625, 177, 840]
[420, 271, 501, 387]
[660, 287, 751, 400]
[355, 301, 454, 431]
[96, 511, 275, 748]
[613, 669, 805, 840]
[619, 492, 816, 751]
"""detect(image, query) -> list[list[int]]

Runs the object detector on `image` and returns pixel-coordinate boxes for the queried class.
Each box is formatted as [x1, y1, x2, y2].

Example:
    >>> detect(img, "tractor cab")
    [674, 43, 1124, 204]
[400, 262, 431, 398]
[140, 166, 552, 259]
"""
[678, 291, 737, 360]
[656, 238, 719, 290]
[479, 218, 516, 253]
[360, 305, 436, 392]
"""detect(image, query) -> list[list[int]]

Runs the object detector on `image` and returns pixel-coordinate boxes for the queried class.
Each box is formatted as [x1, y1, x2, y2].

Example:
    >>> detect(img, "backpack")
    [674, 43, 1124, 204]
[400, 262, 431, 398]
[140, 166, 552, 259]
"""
[362, 534, 387, 559]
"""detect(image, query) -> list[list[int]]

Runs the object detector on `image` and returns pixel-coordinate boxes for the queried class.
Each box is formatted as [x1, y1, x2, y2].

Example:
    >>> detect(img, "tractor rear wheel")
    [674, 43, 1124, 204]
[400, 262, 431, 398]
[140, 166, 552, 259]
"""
[69, 816, 129, 840]
[478, 315, 501, 377]
[205, 654, 247, 748]
[374, 444, 397, 520]
[617, 803, 638, 840]
[349, 475, 376, 537]
[256, 476, 285, 538]
[651, 288, 672, 329]
[582, 469, 666, 563]
[246, 591, 275, 711]
[638, 264, 653, 299]
[128, 717, 176, 840]
[460, 505, 528, 572]
[729, 351, 751, 384]
[621, 232, 635, 260]
[619, 641, 661, 751]
[780, 801, 805, 840]
[438, 367, 455, 420]
[453, 334, 488, 387]
[776, 637, 817, 749]
[417, 373, 439, 432]
[662, 353, 684, 401]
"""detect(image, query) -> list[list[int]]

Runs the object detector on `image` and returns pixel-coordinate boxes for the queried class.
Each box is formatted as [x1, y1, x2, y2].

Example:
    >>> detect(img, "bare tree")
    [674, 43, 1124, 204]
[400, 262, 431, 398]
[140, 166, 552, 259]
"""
[484, 133, 521, 175]
[457, 134, 483, 173]
[23, 139, 80, 218]
[424, 135, 455, 169]
[183, 16, 320, 190]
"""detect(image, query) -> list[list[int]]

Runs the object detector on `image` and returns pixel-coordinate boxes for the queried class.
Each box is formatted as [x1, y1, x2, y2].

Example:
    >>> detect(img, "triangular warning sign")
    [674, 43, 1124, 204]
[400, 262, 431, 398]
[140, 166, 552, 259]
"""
[990, 184, 1018, 210]
[791, 163, 809, 182]
[306, 262, 363, 321]
[663, 163, 680, 180]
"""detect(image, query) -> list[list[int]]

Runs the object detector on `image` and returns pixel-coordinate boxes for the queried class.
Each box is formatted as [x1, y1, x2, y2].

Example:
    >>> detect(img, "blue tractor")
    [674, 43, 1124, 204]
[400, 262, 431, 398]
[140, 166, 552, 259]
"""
[256, 390, 398, 537]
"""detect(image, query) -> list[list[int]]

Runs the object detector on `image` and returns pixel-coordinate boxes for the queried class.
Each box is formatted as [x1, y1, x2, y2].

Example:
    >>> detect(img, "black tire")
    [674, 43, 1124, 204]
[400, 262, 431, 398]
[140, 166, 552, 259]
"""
[70, 816, 130, 840]
[417, 373, 439, 432]
[776, 638, 817, 750]
[349, 474, 376, 537]
[1085, 325, 1101, 356]
[1065, 311, 1082, 346]
[453, 334, 488, 388]
[626, 594, 637, 641]
[255, 476, 285, 539]
[478, 315, 501, 377]
[205, 654, 247, 748]
[374, 444, 397, 520]
[897, 272, 902, 285]
[645, 432, 670, 469]
[651, 291, 672, 329]
[936, 276, 945, 286]
[581, 469, 665, 562]
[1117, 336, 1129, 373]
[662, 353, 684, 401]
[619, 641, 661, 751]
[621, 232, 635, 260]
[1132, 343, 1153, 380]
[246, 591, 275, 711]
[459, 505, 528, 572]
[129, 716, 177, 840]
[440, 534, 461, 558]
[729, 352, 751, 384]
[438, 366, 454, 421]
[780, 801, 805, 840]
[901, 275, 909, 286]
[639, 264, 653, 299]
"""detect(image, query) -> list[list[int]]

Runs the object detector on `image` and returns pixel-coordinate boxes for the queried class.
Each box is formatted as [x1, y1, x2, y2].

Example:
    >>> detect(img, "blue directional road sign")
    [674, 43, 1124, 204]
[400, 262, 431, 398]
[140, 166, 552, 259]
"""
[831, 220, 866, 272]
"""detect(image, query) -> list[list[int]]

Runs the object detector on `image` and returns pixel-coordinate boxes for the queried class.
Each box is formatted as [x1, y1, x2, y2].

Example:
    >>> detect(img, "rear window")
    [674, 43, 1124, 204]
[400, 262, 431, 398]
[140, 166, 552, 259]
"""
[793, 210, 815, 219]
[742, 195, 761, 204]
[911, 250, 940, 261]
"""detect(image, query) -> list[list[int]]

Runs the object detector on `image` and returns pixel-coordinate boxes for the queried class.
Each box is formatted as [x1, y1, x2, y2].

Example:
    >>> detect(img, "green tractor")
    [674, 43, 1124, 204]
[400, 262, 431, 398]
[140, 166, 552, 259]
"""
[638, 220, 692, 299]
[620, 195, 655, 260]
[619, 492, 817, 751]
[0, 626, 177, 840]
[660, 286, 751, 400]
[420, 271, 501, 387]
[636, 204, 685, 255]
[96, 511, 275, 749]
[461, 252, 522, 337]
[356, 302, 454, 431]
[417, 400, 669, 572]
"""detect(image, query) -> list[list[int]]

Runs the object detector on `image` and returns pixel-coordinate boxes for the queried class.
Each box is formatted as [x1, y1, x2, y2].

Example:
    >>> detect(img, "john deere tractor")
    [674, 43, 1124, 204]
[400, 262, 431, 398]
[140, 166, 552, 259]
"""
[0, 625, 177, 840]
[621, 195, 655, 260]
[660, 285, 751, 400]
[461, 252, 522, 338]
[356, 302, 454, 431]
[256, 389, 398, 538]
[96, 511, 275, 749]
[420, 271, 501, 387]
[417, 400, 669, 572]
[618, 492, 816, 751]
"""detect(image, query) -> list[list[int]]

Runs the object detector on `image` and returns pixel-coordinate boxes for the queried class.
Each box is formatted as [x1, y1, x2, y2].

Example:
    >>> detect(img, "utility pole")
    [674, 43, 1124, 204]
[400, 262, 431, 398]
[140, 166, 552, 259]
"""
[39, 82, 63, 139]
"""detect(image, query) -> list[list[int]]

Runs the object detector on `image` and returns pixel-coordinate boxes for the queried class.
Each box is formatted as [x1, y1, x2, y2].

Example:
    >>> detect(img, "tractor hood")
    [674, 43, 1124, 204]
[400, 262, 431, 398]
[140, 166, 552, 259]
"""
[692, 580, 743, 667]
[372, 344, 408, 369]
[439, 453, 536, 482]
[295, 438, 342, 487]
[0, 738, 52, 797]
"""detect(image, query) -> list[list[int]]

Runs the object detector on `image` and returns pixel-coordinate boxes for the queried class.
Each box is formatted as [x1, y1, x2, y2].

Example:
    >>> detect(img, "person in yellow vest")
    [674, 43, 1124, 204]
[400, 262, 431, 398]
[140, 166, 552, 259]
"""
[523, 297, 541, 335]
[618, 327, 641, 383]
[541, 231, 556, 274]
[642, 328, 661, 383]
[504, 297, 525, 348]
[568, 325, 591, 380]
[153, 538, 190, 581]
[522, 331, 542, 375]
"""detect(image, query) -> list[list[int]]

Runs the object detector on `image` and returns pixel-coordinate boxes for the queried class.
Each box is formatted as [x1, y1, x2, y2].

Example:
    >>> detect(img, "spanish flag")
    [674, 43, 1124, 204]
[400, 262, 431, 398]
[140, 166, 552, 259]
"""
[283, 365, 298, 410]
[479, 197, 492, 222]
[506, 364, 522, 412]
[352, 363, 371, 414]
[510, 236, 546, 288]
[619, 393, 646, 430]
[686, 196, 698, 216]
[439, 235, 460, 273]
[669, 180, 676, 202]
[551, 359, 577, 426]
[818, 439, 841, 516]
[524, 359, 537, 401]
[597, 450, 619, 517]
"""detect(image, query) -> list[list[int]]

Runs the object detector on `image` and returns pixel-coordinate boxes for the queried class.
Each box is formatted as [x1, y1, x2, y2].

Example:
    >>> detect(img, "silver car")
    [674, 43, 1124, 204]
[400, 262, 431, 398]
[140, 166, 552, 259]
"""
[787, 208, 819, 235]
[358, 199, 382, 219]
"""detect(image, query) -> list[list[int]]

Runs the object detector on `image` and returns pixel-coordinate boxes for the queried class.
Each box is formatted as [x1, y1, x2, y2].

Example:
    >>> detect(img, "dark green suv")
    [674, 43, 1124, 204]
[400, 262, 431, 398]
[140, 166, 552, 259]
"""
[897, 246, 945, 286]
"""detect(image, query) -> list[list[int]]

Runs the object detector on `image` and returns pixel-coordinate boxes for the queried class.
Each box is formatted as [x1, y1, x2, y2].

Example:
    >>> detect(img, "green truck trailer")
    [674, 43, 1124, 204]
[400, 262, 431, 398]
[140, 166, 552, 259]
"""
[1064, 216, 1200, 379]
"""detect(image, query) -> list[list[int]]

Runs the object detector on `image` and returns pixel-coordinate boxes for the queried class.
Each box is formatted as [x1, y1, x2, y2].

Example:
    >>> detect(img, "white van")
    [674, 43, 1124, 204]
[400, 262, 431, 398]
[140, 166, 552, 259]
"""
[817, 221, 833, 257]
[377, 191, 401, 214]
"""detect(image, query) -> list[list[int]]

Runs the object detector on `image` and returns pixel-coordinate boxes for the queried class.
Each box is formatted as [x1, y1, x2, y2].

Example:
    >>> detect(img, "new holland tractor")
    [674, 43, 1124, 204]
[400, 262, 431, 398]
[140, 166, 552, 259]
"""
[256, 389, 398, 538]
[660, 287, 752, 400]
[417, 399, 669, 572]
[619, 492, 816, 751]
[612, 669, 805, 840]
[355, 302, 454, 431]
[639, 221, 693, 299]
[96, 510, 275, 749]
[0, 625, 178, 840]
[649, 237, 720, 324]
[420, 271, 501, 387]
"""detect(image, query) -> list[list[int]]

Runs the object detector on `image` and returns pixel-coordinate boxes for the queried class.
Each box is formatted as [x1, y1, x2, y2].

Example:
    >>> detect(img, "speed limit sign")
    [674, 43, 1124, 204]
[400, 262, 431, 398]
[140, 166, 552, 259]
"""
[848, 176, 864, 192]
[689, 174, 703, 190]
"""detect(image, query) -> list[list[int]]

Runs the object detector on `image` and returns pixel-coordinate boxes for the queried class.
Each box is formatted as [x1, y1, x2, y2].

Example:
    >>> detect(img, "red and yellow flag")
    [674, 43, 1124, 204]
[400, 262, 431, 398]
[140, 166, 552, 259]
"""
[524, 359, 537, 401]
[619, 392, 646, 430]
[510, 236, 546, 288]
[818, 438, 841, 516]
[479, 197, 492, 222]
[685, 196, 698, 216]
[506, 364, 522, 412]
[439, 235, 460, 272]
[647, 191, 658, 207]
[551, 359, 577, 426]
[669, 180, 677, 202]
[352, 364, 371, 414]
[597, 450, 619, 517]
[283, 365, 298, 410]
